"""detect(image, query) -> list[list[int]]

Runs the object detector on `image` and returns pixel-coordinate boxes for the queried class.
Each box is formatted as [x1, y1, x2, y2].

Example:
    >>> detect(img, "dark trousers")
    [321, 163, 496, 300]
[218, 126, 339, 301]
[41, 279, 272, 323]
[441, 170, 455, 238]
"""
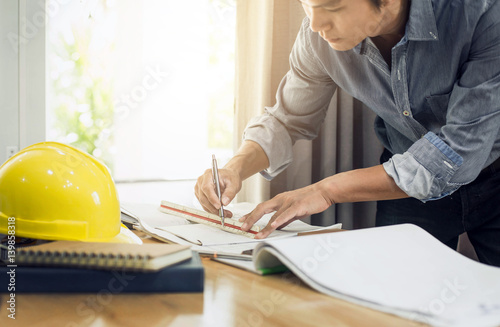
[376, 150, 500, 267]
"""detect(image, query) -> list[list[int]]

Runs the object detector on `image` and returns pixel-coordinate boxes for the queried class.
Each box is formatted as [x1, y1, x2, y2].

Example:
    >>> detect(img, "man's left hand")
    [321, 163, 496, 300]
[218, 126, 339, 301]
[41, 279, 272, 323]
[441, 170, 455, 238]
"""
[239, 181, 335, 239]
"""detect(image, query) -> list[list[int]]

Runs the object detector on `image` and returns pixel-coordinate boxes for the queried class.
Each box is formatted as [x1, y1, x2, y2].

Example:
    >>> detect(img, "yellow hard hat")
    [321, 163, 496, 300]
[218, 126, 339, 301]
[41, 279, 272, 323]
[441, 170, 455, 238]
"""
[0, 142, 141, 244]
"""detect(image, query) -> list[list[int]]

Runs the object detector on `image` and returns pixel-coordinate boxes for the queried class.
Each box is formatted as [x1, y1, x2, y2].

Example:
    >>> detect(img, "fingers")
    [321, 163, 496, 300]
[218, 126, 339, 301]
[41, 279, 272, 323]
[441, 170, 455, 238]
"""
[194, 169, 218, 214]
[254, 204, 303, 239]
[220, 180, 237, 207]
[240, 197, 289, 238]
[240, 189, 324, 239]
[269, 204, 305, 229]
[194, 168, 240, 216]
[201, 177, 334, 238]
[240, 201, 277, 232]
[255, 223, 276, 239]
[223, 210, 233, 218]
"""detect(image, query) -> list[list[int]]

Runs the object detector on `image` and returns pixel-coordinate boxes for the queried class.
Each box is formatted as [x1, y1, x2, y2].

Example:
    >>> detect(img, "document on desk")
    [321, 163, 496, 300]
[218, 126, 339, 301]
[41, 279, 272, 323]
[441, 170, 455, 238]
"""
[156, 201, 341, 246]
[239, 224, 500, 327]
[121, 202, 190, 227]
[122, 201, 341, 258]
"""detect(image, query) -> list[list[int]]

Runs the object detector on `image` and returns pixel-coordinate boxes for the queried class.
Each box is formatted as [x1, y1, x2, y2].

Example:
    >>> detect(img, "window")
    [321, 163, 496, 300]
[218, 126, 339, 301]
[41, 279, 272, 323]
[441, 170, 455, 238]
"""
[46, 0, 236, 181]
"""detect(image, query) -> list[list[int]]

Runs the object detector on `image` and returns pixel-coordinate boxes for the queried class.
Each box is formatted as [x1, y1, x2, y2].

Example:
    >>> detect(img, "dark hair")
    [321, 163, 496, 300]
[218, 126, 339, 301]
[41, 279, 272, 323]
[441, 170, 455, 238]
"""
[370, 0, 382, 9]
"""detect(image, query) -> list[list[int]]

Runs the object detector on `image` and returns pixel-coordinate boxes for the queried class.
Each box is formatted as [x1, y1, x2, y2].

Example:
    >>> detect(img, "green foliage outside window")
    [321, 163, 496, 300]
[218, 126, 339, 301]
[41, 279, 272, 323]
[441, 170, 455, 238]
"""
[50, 9, 115, 170]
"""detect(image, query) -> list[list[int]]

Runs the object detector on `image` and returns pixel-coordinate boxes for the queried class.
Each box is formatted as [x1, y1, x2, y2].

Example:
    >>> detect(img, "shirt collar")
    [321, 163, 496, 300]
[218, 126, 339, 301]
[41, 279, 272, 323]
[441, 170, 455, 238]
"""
[405, 0, 439, 41]
[353, 0, 439, 54]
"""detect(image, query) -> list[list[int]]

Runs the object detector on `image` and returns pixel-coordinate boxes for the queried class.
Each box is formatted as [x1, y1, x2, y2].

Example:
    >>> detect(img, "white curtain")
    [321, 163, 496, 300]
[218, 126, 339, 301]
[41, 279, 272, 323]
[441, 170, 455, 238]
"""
[234, 0, 305, 206]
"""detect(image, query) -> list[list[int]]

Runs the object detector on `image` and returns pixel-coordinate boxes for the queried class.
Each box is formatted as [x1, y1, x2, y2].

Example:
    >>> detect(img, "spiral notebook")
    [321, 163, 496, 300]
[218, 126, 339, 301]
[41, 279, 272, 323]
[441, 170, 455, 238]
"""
[15, 241, 192, 272]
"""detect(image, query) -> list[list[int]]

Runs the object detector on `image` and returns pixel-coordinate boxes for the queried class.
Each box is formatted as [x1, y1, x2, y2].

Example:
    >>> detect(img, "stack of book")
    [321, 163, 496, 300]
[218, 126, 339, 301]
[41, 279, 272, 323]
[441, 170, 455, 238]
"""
[0, 241, 203, 293]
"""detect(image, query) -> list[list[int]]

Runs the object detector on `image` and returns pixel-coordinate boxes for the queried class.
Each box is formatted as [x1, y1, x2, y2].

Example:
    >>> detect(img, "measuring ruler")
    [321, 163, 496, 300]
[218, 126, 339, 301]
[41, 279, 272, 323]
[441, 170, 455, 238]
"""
[159, 200, 260, 238]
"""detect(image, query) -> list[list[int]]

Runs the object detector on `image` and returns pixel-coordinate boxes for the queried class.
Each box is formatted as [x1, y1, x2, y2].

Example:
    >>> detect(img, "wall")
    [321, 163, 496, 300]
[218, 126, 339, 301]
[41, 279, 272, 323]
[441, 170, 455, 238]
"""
[0, 1, 19, 165]
[0, 0, 46, 166]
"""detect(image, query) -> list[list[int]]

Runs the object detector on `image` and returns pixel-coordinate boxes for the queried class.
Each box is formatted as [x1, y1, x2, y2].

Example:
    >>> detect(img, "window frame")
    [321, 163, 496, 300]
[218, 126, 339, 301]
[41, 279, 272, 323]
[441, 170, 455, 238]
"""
[0, 0, 46, 164]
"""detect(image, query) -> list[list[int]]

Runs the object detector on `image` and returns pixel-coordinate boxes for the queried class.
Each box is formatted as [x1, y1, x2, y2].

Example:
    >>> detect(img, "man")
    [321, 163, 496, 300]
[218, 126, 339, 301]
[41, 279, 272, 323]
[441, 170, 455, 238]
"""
[195, 0, 500, 266]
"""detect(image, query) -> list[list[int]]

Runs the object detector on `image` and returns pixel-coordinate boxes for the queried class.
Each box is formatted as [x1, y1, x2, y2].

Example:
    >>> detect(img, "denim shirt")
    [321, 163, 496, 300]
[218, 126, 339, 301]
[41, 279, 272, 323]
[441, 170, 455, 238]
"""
[243, 0, 500, 201]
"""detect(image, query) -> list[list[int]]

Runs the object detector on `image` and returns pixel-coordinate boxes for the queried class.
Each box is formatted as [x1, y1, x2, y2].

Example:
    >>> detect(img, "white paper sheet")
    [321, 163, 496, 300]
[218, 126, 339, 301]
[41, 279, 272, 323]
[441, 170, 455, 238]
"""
[121, 202, 189, 227]
[157, 203, 341, 246]
[123, 201, 340, 254]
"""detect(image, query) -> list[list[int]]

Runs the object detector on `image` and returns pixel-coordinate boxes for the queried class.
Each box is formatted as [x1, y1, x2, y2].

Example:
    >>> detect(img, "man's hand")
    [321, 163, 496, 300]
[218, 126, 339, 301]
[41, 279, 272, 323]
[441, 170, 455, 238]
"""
[239, 165, 409, 239]
[194, 140, 271, 217]
[240, 181, 335, 239]
[195, 167, 241, 218]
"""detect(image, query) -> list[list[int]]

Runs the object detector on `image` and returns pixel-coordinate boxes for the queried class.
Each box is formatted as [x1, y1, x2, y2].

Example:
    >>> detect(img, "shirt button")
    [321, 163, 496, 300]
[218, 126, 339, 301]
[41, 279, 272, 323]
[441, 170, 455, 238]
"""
[403, 110, 410, 116]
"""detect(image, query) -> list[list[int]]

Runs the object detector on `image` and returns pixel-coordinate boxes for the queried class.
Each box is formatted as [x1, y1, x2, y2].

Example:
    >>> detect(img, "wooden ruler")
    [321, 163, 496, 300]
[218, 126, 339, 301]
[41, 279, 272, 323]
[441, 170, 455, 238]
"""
[159, 200, 260, 238]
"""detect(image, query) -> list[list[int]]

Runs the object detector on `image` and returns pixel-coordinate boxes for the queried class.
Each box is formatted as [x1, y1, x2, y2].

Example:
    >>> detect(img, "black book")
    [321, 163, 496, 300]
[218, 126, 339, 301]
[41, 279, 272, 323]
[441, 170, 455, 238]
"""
[0, 253, 204, 293]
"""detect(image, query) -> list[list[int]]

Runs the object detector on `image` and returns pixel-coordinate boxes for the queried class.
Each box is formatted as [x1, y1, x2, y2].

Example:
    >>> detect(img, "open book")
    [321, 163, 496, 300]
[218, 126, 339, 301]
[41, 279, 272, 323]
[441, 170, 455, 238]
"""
[218, 224, 500, 327]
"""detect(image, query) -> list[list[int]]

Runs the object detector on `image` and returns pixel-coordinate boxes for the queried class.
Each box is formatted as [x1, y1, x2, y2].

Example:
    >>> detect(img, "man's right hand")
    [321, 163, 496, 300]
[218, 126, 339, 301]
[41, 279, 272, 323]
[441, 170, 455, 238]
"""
[194, 140, 270, 217]
[194, 167, 242, 218]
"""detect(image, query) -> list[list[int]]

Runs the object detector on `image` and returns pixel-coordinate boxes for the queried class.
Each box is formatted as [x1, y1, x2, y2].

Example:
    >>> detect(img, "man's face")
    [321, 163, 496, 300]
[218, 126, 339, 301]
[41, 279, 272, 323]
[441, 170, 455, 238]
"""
[299, 0, 386, 51]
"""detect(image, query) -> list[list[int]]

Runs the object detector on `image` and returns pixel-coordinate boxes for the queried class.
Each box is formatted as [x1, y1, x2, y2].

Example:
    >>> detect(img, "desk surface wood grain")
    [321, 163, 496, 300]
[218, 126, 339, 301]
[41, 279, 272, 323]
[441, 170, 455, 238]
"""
[0, 232, 430, 327]
[0, 258, 427, 327]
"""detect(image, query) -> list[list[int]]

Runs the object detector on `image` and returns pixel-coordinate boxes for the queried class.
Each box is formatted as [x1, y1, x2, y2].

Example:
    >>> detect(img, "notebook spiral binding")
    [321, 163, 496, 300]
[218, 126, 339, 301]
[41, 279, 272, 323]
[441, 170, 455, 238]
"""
[17, 249, 153, 271]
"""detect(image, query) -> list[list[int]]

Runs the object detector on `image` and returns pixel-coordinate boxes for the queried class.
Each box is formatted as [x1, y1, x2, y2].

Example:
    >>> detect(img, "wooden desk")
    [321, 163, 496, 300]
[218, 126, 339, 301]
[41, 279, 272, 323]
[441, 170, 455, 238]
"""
[0, 230, 430, 327]
[0, 259, 427, 327]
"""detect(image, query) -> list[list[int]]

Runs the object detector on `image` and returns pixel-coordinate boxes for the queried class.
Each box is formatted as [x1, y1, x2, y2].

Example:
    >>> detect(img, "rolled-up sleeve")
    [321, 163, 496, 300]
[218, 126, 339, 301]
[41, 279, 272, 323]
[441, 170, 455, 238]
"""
[383, 132, 464, 201]
[243, 18, 337, 179]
